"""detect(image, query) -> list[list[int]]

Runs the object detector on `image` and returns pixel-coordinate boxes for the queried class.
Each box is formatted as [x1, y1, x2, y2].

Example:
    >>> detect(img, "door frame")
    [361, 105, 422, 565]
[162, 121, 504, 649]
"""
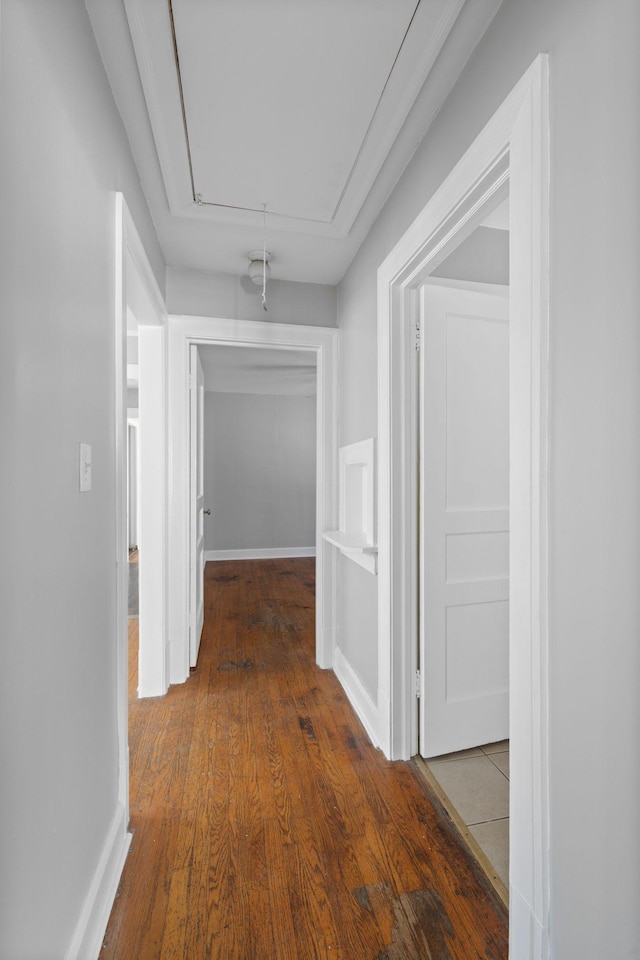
[377, 56, 550, 957]
[188, 344, 205, 667]
[115, 194, 168, 818]
[127, 418, 139, 551]
[167, 315, 339, 684]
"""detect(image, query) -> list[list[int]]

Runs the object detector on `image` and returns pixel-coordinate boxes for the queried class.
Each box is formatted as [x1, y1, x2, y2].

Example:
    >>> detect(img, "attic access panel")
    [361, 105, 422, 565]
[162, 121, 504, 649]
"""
[172, 0, 418, 222]
[126, 0, 465, 233]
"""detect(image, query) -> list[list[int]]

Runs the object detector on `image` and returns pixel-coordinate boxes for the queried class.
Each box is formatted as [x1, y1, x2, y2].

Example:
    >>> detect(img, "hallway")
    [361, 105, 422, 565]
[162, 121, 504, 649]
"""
[103, 558, 508, 959]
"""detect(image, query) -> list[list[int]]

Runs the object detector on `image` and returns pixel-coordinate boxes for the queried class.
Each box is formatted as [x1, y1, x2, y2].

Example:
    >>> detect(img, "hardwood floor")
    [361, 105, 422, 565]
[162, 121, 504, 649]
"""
[104, 558, 508, 959]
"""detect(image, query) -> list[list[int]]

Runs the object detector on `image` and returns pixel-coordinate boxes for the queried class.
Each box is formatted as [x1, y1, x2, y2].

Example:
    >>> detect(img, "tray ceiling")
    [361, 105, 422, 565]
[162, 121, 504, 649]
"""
[88, 0, 503, 283]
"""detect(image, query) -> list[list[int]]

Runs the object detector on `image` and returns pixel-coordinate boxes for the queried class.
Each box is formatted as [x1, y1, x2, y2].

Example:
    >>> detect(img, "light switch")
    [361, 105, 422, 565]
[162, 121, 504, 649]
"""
[79, 442, 92, 492]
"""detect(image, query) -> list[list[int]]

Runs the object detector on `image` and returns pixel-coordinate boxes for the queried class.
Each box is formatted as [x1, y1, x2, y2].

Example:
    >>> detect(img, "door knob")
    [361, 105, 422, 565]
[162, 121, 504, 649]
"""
[203, 508, 211, 516]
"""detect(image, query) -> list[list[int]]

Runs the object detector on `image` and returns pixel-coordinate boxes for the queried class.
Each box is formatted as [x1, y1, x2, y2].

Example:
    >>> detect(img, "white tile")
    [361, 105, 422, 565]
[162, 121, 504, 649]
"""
[469, 818, 509, 887]
[427, 755, 509, 825]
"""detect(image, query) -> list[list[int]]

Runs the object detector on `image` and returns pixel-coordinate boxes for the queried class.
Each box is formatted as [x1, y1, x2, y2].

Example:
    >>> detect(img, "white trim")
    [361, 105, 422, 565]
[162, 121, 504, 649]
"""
[333, 647, 380, 750]
[118, 197, 170, 700]
[377, 56, 550, 959]
[114, 194, 129, 816]
[339, 438, 376, 542]
[137, 323, 169, 697]
[115, 190, 170, 809]
[324, 438, 378, 574]
[322, 531, 378, 575]
[64, 803, 131, 960]
[205, 547, 316, 561]
[168, 317, 338, 681]
[331, 0, 466, 236]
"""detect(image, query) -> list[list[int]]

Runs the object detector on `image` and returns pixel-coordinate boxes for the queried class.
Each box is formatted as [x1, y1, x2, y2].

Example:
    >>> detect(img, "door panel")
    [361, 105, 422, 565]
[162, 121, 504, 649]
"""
[189, 345, 205, 667]
[420, 284, 509, 757]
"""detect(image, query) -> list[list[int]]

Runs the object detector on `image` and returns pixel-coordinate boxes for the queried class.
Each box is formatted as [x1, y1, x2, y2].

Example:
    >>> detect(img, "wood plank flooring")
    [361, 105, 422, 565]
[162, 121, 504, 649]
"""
[103, 558, 508, 959]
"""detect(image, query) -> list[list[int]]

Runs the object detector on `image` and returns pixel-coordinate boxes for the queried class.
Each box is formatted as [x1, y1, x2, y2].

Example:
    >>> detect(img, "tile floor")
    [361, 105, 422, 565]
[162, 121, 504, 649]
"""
[426, 740, 509, 890]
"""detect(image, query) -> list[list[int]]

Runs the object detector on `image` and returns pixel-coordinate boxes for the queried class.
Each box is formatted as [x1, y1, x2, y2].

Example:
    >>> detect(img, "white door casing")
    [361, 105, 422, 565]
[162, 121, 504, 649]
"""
[115, 193, 168, 815]
[167, 316, 338, 686]
[420, 283, 509, 757]
[189, 345, 205, 667]
[377, 57, 549, 959]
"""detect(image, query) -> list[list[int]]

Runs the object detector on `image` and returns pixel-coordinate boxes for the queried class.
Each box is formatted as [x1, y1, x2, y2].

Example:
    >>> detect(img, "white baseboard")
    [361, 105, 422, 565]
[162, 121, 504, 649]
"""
[333, 646, 380, 749]
[64, 802, 131, 960]
[205, 546, 316, 561]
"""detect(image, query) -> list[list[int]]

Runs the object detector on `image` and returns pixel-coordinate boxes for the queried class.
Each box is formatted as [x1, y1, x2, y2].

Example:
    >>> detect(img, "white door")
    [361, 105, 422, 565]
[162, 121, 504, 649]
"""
[420, 283, 509, 757]
[189, 345, 205, 667]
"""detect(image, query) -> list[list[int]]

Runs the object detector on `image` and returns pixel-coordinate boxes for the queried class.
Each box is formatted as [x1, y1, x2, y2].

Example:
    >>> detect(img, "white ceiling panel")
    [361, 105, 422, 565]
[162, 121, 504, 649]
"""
[88, 0, 504, 283]
[176, 0, 418, 222]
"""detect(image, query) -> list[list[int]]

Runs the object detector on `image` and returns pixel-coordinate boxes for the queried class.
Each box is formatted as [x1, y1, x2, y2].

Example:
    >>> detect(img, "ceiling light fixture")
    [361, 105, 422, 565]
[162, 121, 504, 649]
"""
[247, 204, 272, 312]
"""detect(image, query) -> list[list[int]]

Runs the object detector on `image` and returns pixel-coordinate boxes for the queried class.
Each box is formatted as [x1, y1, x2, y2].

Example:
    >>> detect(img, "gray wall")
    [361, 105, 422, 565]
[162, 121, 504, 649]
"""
[204, 392, 316, 552]
[0, 1, 164, 956]
[432, 225, 509, 284]
[336, 0, 640, 956]
[167, 266, 337, 327]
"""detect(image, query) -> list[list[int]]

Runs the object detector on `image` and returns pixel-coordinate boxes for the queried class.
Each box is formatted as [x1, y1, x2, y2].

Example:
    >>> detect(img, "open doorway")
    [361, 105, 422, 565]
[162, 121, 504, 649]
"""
[166, 316, 338, 687]
[376, 57, 549, 956]
[114, 194, 169, 846]
[417, 200, 510, 898]
[199, 344, 317, 565]
[126, 316, 140, 624]
[127, 419, 139, 614]
[189, 343, 318, 659]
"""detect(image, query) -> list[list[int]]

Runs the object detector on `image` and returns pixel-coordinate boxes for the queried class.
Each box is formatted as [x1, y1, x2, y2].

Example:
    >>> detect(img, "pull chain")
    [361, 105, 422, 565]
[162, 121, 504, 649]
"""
[262, 204, 268, 312]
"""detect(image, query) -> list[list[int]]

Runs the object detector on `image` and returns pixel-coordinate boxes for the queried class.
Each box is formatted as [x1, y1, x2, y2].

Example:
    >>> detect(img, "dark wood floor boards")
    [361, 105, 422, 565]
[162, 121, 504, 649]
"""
[103, 557, 507, 959]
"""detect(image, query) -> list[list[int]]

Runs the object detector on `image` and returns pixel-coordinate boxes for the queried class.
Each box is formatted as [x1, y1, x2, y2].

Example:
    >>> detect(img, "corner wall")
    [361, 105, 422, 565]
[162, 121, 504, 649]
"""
[336, 0, 640, 955]
[0, 2, 164, 956]
[167, 266, 337, 328]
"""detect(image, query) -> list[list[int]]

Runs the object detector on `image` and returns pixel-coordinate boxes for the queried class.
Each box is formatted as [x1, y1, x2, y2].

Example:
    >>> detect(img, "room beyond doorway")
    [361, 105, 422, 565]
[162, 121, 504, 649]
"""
[165, 316, 339, 686]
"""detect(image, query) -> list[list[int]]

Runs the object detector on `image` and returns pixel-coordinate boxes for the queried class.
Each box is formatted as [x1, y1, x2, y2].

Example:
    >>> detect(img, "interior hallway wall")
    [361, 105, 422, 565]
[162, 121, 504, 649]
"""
[204, 391, 316, 553]
[432, 225, 509, 285]
[0, 1, 164, 956]
[336, 0, 640, 956]
[167, 266, 337, 328]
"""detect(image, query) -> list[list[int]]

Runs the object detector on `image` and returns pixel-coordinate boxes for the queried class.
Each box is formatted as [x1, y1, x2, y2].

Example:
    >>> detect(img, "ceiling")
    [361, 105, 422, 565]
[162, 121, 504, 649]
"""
[87, 0, 503, 285]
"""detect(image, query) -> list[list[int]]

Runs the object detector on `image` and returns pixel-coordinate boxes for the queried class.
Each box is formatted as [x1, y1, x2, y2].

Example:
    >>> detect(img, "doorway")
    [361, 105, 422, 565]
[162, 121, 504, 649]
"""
[418, 257, 510, 895]
[127, 418, 139, 618]
[189, 342, 318, 661]
[197, 343, 318, 563]
[114, 193, 169, 847]
[166, 316, 339, 687]
[377, 57, 550, 957]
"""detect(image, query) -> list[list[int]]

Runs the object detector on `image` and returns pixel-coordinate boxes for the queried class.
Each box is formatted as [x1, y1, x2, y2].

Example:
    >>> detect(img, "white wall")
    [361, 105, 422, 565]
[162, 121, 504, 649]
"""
[204, 392, 316, 553]
[336, 0, 640, 956]
[432, 225, 509, 284]
[0, 1, 164, 957]
[167, 266, 337, 327]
